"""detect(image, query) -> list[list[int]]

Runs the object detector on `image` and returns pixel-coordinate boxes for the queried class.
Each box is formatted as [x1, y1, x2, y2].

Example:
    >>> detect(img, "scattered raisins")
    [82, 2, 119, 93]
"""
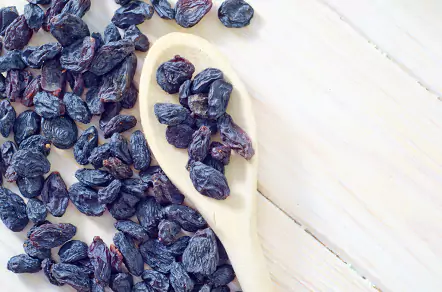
[75, 168, 114, 187]
[6, 69, 33, 102]
[17, 176, 44, 199]
[158, 219, 181, 245]
[115, 220, 149, 242]
[4, 15, 33, 50]
[113, 232, 144, 276]
[42, 0, 69, 32]
[210, 141, 231, 165]
[42, 258, 64, 286]
[34, 91, 66, 119]
[52, 263, 91, 292]
[152, 0, 175, 20]
[189, 161, 229, 200]
[63, 92, 92, 124]
[24, 3, 44, 31]
[83, 71, 102, 88]
[68, 183, 106, 216]
[207, 80, 232, 119]
[108, 194, 137, 220]
[188, 126, 211, 162]
[66, 72, 85, 96]
[152, 172, 185, 205]
[218, 0, 254, 28]
[103, 114, 137, 138]
[41, 172, 69, 217]
[188, 94, 209, 118]
[7, 254, 41, 274]
[89, 236, 112, 285]
[170, 261, 195, 292]
[19, 135, 51, 157]
[218, 113, 255, 159]
[136, 197, 164, 229]
[26, 198, 47, 224]
[179, 79, 192, 108]
[11, 149, 51, 178]
[191, 68, 223, 94]
[182, 228, 219, 275]
[203, 155, 225, 174]
[50, 12, 90, 47]
[0, 187, 28, 232]
[104, 23, 121, 43]
[110, 244, 124, 273]
[121, 83, 139, 109]
[60, 36, 97, 73]
[29, 223, 77, 248]
[156, 56, 195, 94]
[42, 115, 78, 149]
[59, 240, 89, 263]
[74, 126, 99, 165]
[89, 39, 135, 76]
[167, 235, 190, 256]
[175, 0, 212, 28]
[124, 25, 149, 52]
[163, 204, 207, 232]
[23, 239, 51, 261]
[0, 100, 15, 138]
[112, 1, 154, 29]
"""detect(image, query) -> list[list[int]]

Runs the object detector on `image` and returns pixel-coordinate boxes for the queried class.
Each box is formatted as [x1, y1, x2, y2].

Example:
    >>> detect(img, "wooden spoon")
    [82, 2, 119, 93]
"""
[139, 33, 273, 292]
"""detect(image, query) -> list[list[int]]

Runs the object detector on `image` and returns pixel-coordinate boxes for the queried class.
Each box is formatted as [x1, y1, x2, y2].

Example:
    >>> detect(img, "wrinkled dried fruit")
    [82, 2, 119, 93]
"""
[0, 187, 28, 232]
[68, 182, 106, 216]
[192, 68, 223, 94]
[22, 43, 62, 69]
[188, 126, 211, 162]
[218, 0, 254, 28]
[67, 72, 85, 96]
[210, 141, 231, 165]
[7, 254, 41, 274]
[61, 36, 96, 73]
[98, 179, 121, 204]
[158, 219, 181, 245]
[188, 94, 209, 118]
[163, 204, 207, 232]
[110, 132, 133, 164]
[0, 50, 26, 72]
[11, 149, 51, 178]
[208, 264, 235, 287]
[88, 143, 112, 168]
[194, 284, 211, 292]
[115, 0, 132, 5]
[24, 3, 44, 31]
[165, 124, 194, 149]
[170, 261, 195, 292]
[59, 240, 89, 263]
[50, 13, 90, 47]
[100, 102, 122, 130]
[110, 244, 124, 273]
[129, 130, 151, 170]
[152, 172, 185, 205]
[0, 6, 19, 35]
[42, 0, 69, 31]
[74, 126, 98, 165]
[124, 25, 149, 52]
[115, 220, 149, 242]
[41, 172, 69, 217]
[42, 258, 64, 286]
[0, 141, 17, 174]
[75, 168, 118, 189]
[13, 110, 41, 145]
[89, 39, 135, 76]
[136, 197, 163, 229]
[42, 115, 78, 149]
[0, 100, 15, 138]
[83, 71, 102, 88]
[139, 239, 175, 273]
[91, 280, 106, 292]
[156, 56, 195, 94]
[103, 157, 133, 179]
[203, 155, 225, 174]
[110, 272, 134, 292]
[26, 198, 47, 224]
[29, 223, 77, 248]
[133, 282, 153, 292]
[63, 92, 92, 124]
[74, 258, 94, 276]
[113, 232, 144, 276]
[141, 270, 170, 292]
[61, 0, 91, 18]
[152, 0, 175, 19]
[86, 87, 105, 115]
[167, 236, 190, 256]
[121, 178, 149, 197]
[19, 136, 50, 157]
[89, 236, 112, 285]
[34, 91, 66, 119]
[179, 79, 192, 108]
[175, 0, 212, 28]
[41, 58, 66, 97]
[103, 114, 137, 138]
[112, 1, 154, 29]
[207, 80, 232, 119]
[218, 113, 254, 159]
[183, 228, 218, 275]
[22, 75, 42, 107]
[24, 239, 51, 260]
[189, 161, 229, 200]
[104, 23, 121, 43]
[4, 15, 33, 50]
[108, 194, 137, 220]
[6, 69, 33, 102]
[17, 176, 44, 199]
[52, 263, 91, 292]
[139, 165, 162, 185]
[154, 103, 190, 126]
[120, 83, 138, 109]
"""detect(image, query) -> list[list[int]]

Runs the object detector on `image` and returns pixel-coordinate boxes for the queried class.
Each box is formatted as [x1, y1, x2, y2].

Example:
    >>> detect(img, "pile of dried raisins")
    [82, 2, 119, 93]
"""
[155, 57, 255, 200]
[0, 0, 254, 291]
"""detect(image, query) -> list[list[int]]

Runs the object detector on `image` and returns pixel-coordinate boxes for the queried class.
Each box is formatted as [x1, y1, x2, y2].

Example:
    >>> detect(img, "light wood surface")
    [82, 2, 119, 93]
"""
[0, 0, 440, 291]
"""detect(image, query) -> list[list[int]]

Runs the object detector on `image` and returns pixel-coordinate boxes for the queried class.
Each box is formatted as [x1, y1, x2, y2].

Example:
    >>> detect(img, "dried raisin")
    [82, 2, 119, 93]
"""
[188, 94, 209, 118]
[0, 187, 28, 232]
[13, 110, 41, 145]
[163, 204, 207, 232]
[22, 75, 42, 107]
[100, 102, 122, 130]
[142, 269, 170, 292]
[110, 272, 134, 292]
[61, 0, 91, 18]
[29, 223, 77, 248]
[75, 168, 113, 187]
[4, 15, 33, 50]
[139, 239, 175, 273]
[41, 172, 69, 217]
[88, 236, 112, 285]
[11, 149, 51, 178]
[23, 239, 51, 261]
[34, 91, 66, 118]
[0, 6, 19, 35]
[7, 254, 41, 273]
[104, 23, 121, 43]
[24, 3, 44, 31]
[68, 182, 106, 216]
[88, 143, 112, 168]
[218, 113, 255, 159]
[0, 50, 26, 72]
[112, 1, 154, 29]
[50, 12, 90, 47]
[169, 261, 195, 292]
[189, 161, 229, 200]
[63, 92, 92, 123]
[98, 179, 121, 204]
[113, 232, 144, 276]
[74, 126, 98, 165]
[59, 240, 89, 263]
[152, 0, 175, 20]
[124, 25, 149, 52]
[179, 79, 192, 108]
[17, 176, 44, 199]
[26, 198, 47, 224]
[86, 87, 105, 115]
[60, 36, 97, 73]
[89, 39, 135, 76]
[136, 197, 164, 229]
[22, 43, 62, 69]
[166, 124, 194, 149]
[158, 219, 181, 245]
[218, 0, 254, 28]
[41, 58, 66, 97]
[115, 220, 149, 242]
[207, 80, 232, 119]
[42, 258, 64, 286]
[103, 157, 133, 179]
[42, 115, 78, 149]
[191, 68, 223, 94]
[103, 114, 137, 138]
[130, 130, 151, 170]
[0, 100, 15, 138]
[52, 263, 91, 292]
[66, 72, 85, 96]
[156, 56, 195, 94]
[175, 0, 212, 28]
[154, 103, 190, 126]
[182, 228, 219, 275]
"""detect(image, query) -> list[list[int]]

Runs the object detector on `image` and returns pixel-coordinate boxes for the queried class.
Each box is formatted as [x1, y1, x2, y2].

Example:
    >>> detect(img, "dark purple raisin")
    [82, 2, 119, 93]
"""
[121, 82, 138, 109]
[166, 124, 194, 149]
[139, 165, 163, 186]
[34, 91, 66, 119]
[42, 115, 78, 149]
[66, 72, 85, 96]
[41, 58, 66, 97]
[27, 220, 51, 238]
[26, 198, 47, 224]
[6, 69, 33, 102]
[130, 130, 151, 171]
[218, 113, 254, 159]
[120, 179, 148, 199]
[17, 176, 44, 199]
[19, 134, 51, 157]
[0, 100, 15, 138]
[89, 39, 135, 76]
[108, 195, 136, 220]
[163, 204, 207, 232]
[63, 92, 92, 123]
[142, 269, 170, 292]
[22, 75, 42, 107]
[41, 172, 69, 217]
[110, 272, 134, 292]
[202, 155, 225, 174]
[124, 25, 149, 52]
[152, 172, 185, 205]
[24, 238, 51, 260]
[7, 254, 41, 273]
[52, 263, 91, 291]
[0, 50, 26, 72]
[170, 261, 195, 292]
[4, 15, 33, 50]
[189, 161, 229, 200]
[100, 101, 122, 130]
[61, 0, 91, 18]
[156, 56, 195, 94]
[0, 187, 28, 232]
[42, 258, 64, 286]
[68, 182, 106, 216]
[74, 126, 98, 165]
[113, 232, 144, 276]
[112, 1, 154, 29]
[188, 126, 211, 162]
[88, 143, 112, 168]
[98, 179, 121, 204]
[110, 244, 124, 273]
[115, 220, 149, 242]
[218, 0, 254, 28]
[99, 53, 137, 103]
[191, 68, 223, 94]
[154, 103, 190, 126]
[139, 239, 175, 273]
[75, 168, 114, 187]
[83, 71, 102, 88]
[29, 223, 77, 248]
[88, 236, 112, 285]
[211, 286, 230, 292]
[207, 80, 232, 119]
[13, 110, 41, 145]
[208, 265, 235, 287]
[179, 79, 192, 108]
[59, 240, 88, 263]
[188, 94, 209, 118]
[103, 114, 137, 138]
[61, 36, 97, 73]
[11, 149, 51, 178]
[42, 0, 69, 32]
[183, 228, 218, 275]
[0, 141, 17, 174]
[175, 0, 212, 28]
[74, 258, 95, 276]
[158, 219, 181, 245]
[22, 43, 62, 69]
[136, 197, 163, 229]
[0, 6, 19, 35]
[133, 282, 153, 292]
[103, 157, 133, 179]
[104, 23, 121, 43]
[50, 13, 90, 47]
[86, 87, 105, 115]
[151, 0, 175, 19]
[210, 141, 231, 165]
[109, 132, 133, 164]
[24, 3, 44, 31]
[167, 236, 190, 257]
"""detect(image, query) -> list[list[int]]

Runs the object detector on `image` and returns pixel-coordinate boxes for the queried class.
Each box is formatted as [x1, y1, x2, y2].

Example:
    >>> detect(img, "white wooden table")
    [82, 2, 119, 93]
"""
[1, 0, 441, 291]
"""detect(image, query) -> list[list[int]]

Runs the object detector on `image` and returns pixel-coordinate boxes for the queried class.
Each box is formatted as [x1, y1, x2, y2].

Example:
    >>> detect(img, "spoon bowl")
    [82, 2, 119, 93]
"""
[139, 32, 273, 292]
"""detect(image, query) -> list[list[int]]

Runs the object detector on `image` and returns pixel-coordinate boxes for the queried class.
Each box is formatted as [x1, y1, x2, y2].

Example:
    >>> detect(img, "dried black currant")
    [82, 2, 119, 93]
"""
[113, 232, 144, 276]
[104, 23, 121, 43]
[74, 126, 98, 165]
[50, 13, 90, 47]
[86, 87, 105, 115]
[103, 114, 137, 138]
[68, 183, 106, 216]
[218, 113, 255, 159]
[24, 3, 44, 31]
[29, 223, 77, 248]
[182, 228, 219, 275]
[98, 179, 121, 204]
[7, 254, 41, 273]
[124, 25, 149, 52]
[154, 103, 190, 126]
[112, 1, 154, 29]
[26, 198, 47, 224]
[63, 92, 92, 124]
[42, 115, 78, 149]
[156, 56, 195, 94]
[207, 80, 232, 119]
[0, 100, 15, 138]
[89, 39, 135, 76]
[163, 204, 207, 232]
[59, 240, 89, 263]
[169, 261, 195, 292]
[4, 15, 33, 50]
[0, 187, 28, 232]
[17, 176, 44, 199]
[218, 0, 254, 28]
[41, 172, 69, 217]
[60, 36, 97, 73]
[151, 0, 175, 20]
[34, 91, 66, 119]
